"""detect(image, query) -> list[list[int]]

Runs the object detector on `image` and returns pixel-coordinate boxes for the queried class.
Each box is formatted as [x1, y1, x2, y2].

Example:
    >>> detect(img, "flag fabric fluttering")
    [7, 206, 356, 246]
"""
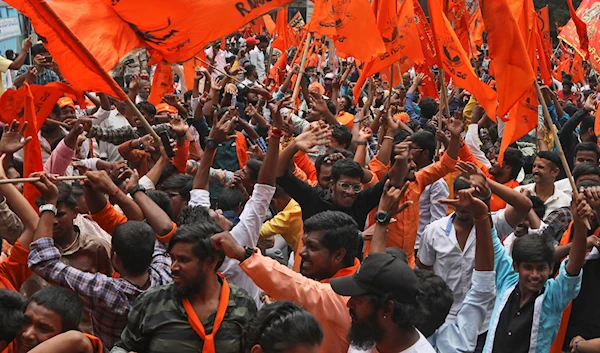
[307, 0, 385, 62]
[148, 61, 174, 106]
[352, 0, 424, 103]
[566, 0, 590, 59]
[481, 0, 535, 118]
[427, 0, 497, 119]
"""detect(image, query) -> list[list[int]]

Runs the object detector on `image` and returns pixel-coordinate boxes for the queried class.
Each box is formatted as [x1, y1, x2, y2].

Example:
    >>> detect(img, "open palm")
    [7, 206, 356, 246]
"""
[0, 120, 31, 154]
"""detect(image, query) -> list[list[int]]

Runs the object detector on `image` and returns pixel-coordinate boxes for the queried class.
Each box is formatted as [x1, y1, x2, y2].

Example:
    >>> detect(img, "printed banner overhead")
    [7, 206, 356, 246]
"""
[559, 0, 600, 70]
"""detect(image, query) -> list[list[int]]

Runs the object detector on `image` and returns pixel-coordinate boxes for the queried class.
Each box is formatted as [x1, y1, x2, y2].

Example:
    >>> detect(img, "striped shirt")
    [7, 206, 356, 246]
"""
[112, 280, 256, 353]
[28, 237, 172, 353]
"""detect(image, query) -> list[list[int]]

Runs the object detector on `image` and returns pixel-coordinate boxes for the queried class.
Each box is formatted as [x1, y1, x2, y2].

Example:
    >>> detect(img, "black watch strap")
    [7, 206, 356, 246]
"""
[242, 246, 255, 262]
[129, 185, 146, 198]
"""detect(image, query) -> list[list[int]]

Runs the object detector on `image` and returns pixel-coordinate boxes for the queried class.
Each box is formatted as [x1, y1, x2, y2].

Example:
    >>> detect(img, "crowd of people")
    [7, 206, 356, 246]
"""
[0, 27, 599, 353]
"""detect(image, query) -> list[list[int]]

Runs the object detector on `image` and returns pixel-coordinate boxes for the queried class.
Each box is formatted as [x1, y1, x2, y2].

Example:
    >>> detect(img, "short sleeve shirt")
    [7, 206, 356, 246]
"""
[0, 56, 13, 94]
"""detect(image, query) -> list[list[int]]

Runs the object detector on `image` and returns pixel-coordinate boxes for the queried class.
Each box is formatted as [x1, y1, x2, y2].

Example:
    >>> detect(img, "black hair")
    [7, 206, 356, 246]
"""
[168, 222, 225, 269]
[256, 35, 269, 44]
[146, 190, 174, 221]
[242, 301, 323, 353]
[512, 233, 555, 267]
[0, 289, 26, 342]
[28, 287, 83, 332]
[530, 195, 546, 220]
[339, 96, 353, 113]
[410, 131, 436, 161]
[36, 182, 77, 209]
[331, 159, 364, 183]
[453, 173, 471, 193]
[245, 159, 262, 182]
[418, 97, 439, 120]
[413, 269, 454, 337]
[137, 101, 157, 117]
[326, 99, 337, 115]
[421, 123, 436, 136]
[581, 116, 596, 136]
[217, 187, 246, 211]
[112, 221, 156, 275]
[31, 43, 48, 57]
[574, 162, 600, 182]
[575, 142, 600, 162]
[577, 179, 600, 189]
[502, 147, 524, 180]
[303, 211, 359, 267]
[563, 103, 579, 117]
[50, 104, 61, 118]
[315, 149, 354, 176]
[160, 174, 194, 201]
[536, 151, 561, 170]
[331, 125, 352, 149]
[177, 206, 213, 226]
[245, 64, 257, 78]
[386, 247, 408, 264]
[157, 162, 178, 187]
[364, 292, 422, 331]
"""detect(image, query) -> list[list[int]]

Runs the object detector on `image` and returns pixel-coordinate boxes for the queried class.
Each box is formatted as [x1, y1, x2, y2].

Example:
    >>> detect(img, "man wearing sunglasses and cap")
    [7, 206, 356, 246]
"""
[331, 252, 436, 353]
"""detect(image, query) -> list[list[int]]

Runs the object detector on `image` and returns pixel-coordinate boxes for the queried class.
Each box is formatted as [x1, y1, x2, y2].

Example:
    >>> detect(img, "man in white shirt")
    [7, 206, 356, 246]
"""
[332, 253, 436, 353]
[249, 35, 268, 82]
[516, 151, 571, 218]
[204, 41, 227, 78]
[555, 141, 600, 196]
[417, 172, 531, 345]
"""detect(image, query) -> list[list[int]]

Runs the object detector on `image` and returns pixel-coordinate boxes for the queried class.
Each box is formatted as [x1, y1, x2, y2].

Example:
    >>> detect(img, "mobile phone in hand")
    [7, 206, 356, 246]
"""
[159, 130, 175, 158]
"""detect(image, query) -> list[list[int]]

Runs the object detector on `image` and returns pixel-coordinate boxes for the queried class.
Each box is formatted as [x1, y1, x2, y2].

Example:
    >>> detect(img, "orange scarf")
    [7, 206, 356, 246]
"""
[235, 132, 250, 169]
[320, 258, 361, 284]
[182, 274, 230, 353]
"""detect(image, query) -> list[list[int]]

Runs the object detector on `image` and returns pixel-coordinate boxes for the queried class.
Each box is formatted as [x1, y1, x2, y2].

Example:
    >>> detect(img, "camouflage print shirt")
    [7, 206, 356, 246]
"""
[112, 279, 257, 353]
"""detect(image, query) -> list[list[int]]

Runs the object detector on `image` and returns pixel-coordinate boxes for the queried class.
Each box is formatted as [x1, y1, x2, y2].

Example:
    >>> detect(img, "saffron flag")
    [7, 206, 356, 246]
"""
[415, 64, 439, 99]
[534, 20, 552, 85]
[23, 84, 42, 206]
[499, 85, 538, 165]
[413, 0, 437, 67]
[263, 14, 276, 35]
[352, 0, 424, 103]
[567, 0, 590, 59]
[183, 51, 207, 91]
[553, 58, 571, 81]
[536, 6, 552, 62]
[469, 7, 485, 49]
[4, 0, 141, 99]
[272, 7, 292, 52]
[559, 0, 600, 71]
[427, 0, 497, 118]
[148, 62, 174, 106]
[571, 52, 585, 84]
[0, 82, 78, 124]
[481, 0, 535, 118]
[307, 0, 385, 62]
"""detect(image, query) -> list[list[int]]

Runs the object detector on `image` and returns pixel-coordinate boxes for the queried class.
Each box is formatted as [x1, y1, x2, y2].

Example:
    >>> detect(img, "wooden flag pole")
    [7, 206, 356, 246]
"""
[291, 32, 313, 106]
[195, 56, 251, 89]
[0, 175, 86, 185]
[534, 81, 591, 229]
[46, 118, 71, 128]
[33, 0, 159, 142]
[265, 44, 275, 85]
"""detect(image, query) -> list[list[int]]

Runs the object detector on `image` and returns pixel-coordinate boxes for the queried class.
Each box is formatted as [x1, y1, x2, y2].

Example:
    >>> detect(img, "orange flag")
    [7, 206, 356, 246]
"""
[4, 0, 140, 98]
[183, 50, 208, 91]
[307, 0, 385, 62]
[263, 14, 276, 35]
[536, 7, 552, 62]
[469, 7, 485, 49]
[553, 58, 571, 81]
[566, 0, 590, 59]
[558, 0, 600, 71]
[571, 52, 585, 84]
[415, 64, 439, 99]
[427, 0, 497, 118]
[413, 0, 437, 68]
[481, 0, 535, 118]
[352, 0, 424, 102]
[499, 86, 538, 165]
[23, 84, 43, 206]
[148, 62, 174, 106]
[272, 7, 292, 52]
[534, 20, 552, 85]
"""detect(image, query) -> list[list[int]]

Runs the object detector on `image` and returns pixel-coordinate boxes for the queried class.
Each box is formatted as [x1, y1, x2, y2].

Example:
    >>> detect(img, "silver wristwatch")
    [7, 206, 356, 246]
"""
[39, 204, 57, 216]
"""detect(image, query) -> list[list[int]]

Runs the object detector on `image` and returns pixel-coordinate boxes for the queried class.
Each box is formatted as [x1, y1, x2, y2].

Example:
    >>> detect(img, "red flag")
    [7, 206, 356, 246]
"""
[499, 86, 538, 165]
[567, 0, 590, 59]
[427, 0, 497, 118]
[183, 50, 207, 91]
[558, 0, 600, 71]
[415, 64, 439, 99]
[307, 0, 385, 62]
[481, 0, 535, 118]
[148, 62, 174, 106]
[352, 0, 424, 102]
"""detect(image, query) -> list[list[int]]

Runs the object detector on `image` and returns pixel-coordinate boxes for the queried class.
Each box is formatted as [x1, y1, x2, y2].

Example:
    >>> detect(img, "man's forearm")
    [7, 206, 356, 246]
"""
[276, 142, 300, 177]
[567, 219, 587, 276]
[9, 49, 28, 70]
[193, 146, 216, 190]
[371, 223, 389, 253]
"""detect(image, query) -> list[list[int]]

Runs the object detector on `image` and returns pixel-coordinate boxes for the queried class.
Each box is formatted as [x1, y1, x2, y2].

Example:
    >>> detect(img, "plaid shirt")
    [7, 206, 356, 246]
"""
[88, 123, 170, 146]
[542, 206, 573, 243]
[28, 237, 172, 352]
[15, 65, 60, 86]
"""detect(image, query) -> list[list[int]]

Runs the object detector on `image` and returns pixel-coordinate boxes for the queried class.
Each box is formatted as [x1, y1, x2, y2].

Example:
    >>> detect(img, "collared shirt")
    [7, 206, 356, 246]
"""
[416, 176, 449, 249]
[249, 47, 266, 81]
[515, 183, 571, 219]
[189, 184, 276, 308]
[541, 206, 573, 242]
[419, 212, 513, 330]
[14, 129, 67, 164]
[554, 178, 573, 198]
[241, 251, 359, 353]
[502, 222, 548, 256]
[28, 237, 172, 352]
[15, 65, 60, 86]
[429, 271, 496, 353]
[483, 229, 582, 353]
[260, 198, 303, 251]
[493, 285, 544, 353]
[111, 280, 256, 353]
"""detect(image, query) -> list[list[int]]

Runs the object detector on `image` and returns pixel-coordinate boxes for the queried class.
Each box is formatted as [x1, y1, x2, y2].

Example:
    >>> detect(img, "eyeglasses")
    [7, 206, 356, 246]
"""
[337, 181, 362, 193]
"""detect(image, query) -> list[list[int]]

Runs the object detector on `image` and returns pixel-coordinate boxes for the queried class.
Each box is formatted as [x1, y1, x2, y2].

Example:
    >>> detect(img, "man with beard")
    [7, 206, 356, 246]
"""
[418, 164, 531, 351]
[516, 151, 571, 219]
[112, 222, 257, 353]
[331, 252, 431, 353]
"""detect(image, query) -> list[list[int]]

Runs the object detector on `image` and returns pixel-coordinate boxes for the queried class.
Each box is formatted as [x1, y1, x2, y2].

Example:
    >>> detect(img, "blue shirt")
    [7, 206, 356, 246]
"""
[483, 231, 582, 353]
[15, 65, 60, 86]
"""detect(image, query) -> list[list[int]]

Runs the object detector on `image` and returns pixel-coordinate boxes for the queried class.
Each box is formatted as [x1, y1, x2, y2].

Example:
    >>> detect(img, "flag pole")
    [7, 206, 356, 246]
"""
[534, 81, 591, 229]
[34, 0, 159, 142]
[291, 32, 313, 106]
[0, 175, 86, 185]
[264, 42, 275, 85]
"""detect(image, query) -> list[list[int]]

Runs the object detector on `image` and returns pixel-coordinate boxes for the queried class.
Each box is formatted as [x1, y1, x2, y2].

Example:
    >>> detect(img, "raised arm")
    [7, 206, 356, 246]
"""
[371, 181, 412, 253]
[567, 190, 593, 276]
[83, 170, 144, 222]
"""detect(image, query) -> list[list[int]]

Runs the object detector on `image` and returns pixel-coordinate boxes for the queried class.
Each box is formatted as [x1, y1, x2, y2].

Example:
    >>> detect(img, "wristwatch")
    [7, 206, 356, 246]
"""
[204, 137, 218, 150]
[374, 211, 391, 225]
[241, 246, 255, 262]
[39, 204, 57, 216]
[129, 185, 146, 198]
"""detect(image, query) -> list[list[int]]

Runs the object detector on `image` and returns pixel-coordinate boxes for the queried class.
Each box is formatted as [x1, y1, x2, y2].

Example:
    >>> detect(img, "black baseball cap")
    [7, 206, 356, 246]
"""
[330, 253, 418, 303]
